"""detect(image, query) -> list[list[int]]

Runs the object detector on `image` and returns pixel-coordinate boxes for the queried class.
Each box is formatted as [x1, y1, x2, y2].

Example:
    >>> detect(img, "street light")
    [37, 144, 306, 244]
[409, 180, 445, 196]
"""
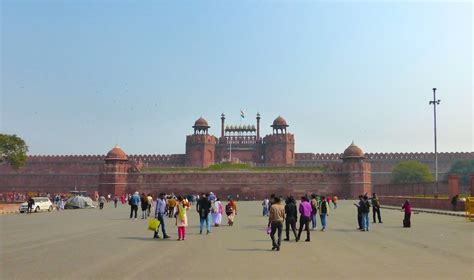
[429, 88, 441, 195]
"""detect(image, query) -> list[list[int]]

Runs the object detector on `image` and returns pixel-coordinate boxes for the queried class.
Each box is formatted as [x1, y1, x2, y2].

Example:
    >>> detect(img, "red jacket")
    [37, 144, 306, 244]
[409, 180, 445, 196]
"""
[402, 202, 411, 213]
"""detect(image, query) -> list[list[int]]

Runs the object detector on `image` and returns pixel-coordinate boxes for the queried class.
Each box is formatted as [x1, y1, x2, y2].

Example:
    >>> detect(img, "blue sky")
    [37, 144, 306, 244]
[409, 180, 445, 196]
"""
[1, 1, 472, 155]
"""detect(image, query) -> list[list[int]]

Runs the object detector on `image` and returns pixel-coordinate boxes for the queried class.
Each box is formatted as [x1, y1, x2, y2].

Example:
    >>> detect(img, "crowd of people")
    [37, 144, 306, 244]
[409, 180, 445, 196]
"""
[263, 192, 410, 251]
[265, 193, 333, 251]
[17, 189, 418, 250]
[125, 191, 238, 241]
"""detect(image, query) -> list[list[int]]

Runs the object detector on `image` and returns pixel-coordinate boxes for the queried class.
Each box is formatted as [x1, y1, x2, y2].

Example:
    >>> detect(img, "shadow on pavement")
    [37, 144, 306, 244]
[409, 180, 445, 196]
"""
[119, 237, 174, 241]
[227, 248, 269, 252]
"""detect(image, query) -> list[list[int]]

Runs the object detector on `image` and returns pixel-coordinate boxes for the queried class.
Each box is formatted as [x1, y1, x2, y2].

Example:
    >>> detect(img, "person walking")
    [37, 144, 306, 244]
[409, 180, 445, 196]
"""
[153, 193, 170, 239]
[268, 196, 285, 251]
[27, 197, 34, 214]
[310, 194, 318, 230]
[175, 196, 188, 241]
[197, 193, 212, 234]
[212, 198, 223, 227]
[147, 194, 153, 217]
[332, 196, 338, 209]
[140, 193, 149, 219]
[98, 195, 106, 210]
[360, 195, 371, 231]
[113, 195, 118, 208]
[296, 195, 311, 242]
[371, 193, 382, 223]
[262, 197, 270, 216]
[284, 195, 297, 241]
[129, 191, 140, 219]
[354, 195, 364, 230]
[451, 195, 459, 211]
[226, 198, 237, 226]
[319, 196, 329, 231]
[402, 200, 412, 228]
[168, 196, 177, 218]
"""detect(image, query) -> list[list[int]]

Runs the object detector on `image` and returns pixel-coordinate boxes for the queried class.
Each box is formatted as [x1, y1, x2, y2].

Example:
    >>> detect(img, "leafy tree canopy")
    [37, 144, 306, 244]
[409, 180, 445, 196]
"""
[0, 134, 29, 169]
[391, 160, 434, 184]
[448, 160, 474, 185]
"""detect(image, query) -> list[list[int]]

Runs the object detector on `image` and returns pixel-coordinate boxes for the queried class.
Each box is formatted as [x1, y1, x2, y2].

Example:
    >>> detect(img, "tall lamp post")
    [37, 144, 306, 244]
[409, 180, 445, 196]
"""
[429, 88, 441, 195]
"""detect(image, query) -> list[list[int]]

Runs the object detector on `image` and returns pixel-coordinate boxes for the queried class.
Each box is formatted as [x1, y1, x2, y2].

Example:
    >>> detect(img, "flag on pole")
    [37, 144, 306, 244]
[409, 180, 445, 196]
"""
[240, 110, 245, 119]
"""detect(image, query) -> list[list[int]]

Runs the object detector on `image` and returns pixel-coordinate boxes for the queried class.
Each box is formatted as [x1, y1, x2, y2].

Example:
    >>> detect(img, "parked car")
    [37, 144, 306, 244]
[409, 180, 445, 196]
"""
[19, 197, 54, 213]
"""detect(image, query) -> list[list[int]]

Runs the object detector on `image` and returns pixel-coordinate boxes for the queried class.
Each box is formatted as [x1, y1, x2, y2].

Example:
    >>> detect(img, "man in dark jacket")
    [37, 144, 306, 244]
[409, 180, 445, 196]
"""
[354, 195, 364, 230]
[284, 196, 298, 241]
[371, 193, 382, 223]
[27, 197, 35, 214]
[196, 193, 212, 234]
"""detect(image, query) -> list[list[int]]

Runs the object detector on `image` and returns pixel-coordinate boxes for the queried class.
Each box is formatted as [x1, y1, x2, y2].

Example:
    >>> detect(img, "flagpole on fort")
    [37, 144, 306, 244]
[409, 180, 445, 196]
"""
[429, 88, 440, 196]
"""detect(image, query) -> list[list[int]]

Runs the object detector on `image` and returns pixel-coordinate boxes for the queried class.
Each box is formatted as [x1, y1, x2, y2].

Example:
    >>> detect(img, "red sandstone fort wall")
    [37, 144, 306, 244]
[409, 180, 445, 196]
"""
[125, 172, 347, 200]
[0, 152, 471, 196]
[0, 174, 98, 194]
[295, 152, 474, 185]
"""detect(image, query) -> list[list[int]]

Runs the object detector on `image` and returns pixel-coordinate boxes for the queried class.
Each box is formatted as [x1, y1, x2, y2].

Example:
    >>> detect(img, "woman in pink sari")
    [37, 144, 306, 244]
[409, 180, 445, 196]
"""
[212, 198, 223, 226]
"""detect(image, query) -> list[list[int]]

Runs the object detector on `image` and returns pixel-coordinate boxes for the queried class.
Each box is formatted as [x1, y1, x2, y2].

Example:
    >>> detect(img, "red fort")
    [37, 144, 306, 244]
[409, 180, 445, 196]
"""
[0, 114, 472, 199]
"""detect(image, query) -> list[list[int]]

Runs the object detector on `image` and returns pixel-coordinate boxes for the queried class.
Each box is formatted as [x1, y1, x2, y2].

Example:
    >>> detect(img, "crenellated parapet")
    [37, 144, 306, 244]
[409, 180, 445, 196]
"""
[26, 155, 105, 162]
[295, 152, 474, 161]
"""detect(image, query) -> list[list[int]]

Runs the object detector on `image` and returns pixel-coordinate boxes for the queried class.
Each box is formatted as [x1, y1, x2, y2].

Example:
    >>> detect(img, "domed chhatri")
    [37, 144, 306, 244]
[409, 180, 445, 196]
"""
[271, 115, 289, 135]
[271, 116, 288, 128]
[193, 117, 210, 129]
[193, 117, 210, 135]
[105, 145, 128, 161]
[342, 142, 365, 159]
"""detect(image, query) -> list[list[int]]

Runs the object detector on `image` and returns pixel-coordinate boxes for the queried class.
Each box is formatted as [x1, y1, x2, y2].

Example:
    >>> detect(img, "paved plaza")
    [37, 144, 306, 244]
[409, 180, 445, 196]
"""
[1, 201, 472, 280]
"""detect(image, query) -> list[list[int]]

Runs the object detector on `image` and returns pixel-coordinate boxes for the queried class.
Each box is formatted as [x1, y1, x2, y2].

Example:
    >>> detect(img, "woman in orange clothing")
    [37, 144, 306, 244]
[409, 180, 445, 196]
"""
[226, 199, 237, 226]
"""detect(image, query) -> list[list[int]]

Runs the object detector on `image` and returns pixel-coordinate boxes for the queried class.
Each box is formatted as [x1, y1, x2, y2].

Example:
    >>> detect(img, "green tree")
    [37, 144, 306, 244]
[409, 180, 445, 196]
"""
[391, 161, 434, 184]
[0, 134, 29, 169]
[448, 160, 474, 186]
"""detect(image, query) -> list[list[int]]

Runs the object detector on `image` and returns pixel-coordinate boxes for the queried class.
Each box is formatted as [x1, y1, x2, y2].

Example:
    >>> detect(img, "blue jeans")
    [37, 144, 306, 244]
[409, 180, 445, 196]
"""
[200, 214, 211, 233]
[157, 213, 167, 235]
[311, 213, 317, 229]
[362, 213, 369, 231]
[320, 214, 327, 229]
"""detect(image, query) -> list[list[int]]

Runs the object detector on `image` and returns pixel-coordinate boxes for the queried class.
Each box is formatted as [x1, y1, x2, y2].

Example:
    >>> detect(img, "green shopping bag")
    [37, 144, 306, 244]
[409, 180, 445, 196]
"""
[148, 218, 160, 231]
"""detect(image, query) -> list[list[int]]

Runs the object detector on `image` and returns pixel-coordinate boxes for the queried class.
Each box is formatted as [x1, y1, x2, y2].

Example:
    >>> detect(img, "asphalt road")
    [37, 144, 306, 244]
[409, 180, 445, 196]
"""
[0, 201, 472, 280]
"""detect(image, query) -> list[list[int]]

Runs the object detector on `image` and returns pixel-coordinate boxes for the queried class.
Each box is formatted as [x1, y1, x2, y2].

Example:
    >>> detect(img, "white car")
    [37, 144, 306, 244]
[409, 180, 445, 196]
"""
[19, 197, 54, 213]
